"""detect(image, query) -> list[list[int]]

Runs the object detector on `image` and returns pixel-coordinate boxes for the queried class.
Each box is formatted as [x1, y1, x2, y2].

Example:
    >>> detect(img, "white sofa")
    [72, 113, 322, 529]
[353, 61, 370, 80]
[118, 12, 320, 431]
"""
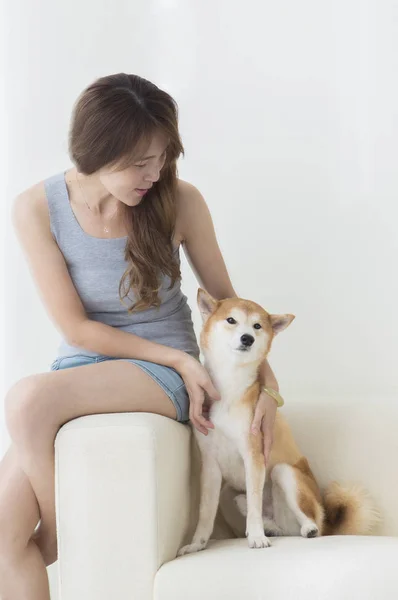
[53, 393, 398, 599]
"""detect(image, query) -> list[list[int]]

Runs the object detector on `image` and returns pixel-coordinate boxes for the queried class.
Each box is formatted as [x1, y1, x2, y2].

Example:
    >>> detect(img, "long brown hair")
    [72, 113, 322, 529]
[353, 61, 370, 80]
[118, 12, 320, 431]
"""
[69, 73, 184, 312]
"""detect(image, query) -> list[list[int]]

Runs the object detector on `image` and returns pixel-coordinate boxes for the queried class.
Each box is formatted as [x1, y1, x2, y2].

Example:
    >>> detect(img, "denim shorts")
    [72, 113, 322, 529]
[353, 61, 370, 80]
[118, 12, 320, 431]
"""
[49, 354, 190, 423]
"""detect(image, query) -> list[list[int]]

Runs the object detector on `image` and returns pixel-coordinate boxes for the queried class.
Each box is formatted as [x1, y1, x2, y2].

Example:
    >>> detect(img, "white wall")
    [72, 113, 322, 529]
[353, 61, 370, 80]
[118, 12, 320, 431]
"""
[2, 0, 398, 595]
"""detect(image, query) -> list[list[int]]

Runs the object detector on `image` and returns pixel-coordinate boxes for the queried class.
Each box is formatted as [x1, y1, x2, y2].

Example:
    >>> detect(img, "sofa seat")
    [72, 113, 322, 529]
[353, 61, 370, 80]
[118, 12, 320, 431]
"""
[155, 535, 398, 600]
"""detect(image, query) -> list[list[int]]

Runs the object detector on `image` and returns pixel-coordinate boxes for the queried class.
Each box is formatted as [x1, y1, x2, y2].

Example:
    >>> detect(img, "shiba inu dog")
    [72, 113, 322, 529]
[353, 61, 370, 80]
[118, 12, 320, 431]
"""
[178, 289, 379, 555]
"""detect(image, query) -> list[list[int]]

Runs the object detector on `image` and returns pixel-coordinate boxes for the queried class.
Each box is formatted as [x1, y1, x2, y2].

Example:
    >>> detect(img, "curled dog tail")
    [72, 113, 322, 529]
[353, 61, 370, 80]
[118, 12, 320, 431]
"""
[322, 481, 381, 536]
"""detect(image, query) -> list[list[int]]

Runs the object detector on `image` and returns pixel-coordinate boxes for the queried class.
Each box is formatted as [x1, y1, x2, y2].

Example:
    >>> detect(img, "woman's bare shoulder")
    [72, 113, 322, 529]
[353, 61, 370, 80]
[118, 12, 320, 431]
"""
[176, 178, 199, 196]
[12, 179, 50, 234]
[175, 178, 206, 244]
[175, 178, 208, 216]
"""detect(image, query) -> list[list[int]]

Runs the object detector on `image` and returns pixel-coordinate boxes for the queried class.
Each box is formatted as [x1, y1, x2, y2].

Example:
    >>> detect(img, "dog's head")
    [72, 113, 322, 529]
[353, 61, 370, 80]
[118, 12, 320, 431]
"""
[197, 288, 295, 366]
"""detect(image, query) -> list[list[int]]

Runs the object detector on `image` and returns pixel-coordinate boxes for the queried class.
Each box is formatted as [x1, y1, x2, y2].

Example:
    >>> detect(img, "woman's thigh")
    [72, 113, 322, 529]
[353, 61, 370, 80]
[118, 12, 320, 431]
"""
[5, 357, 190, 440]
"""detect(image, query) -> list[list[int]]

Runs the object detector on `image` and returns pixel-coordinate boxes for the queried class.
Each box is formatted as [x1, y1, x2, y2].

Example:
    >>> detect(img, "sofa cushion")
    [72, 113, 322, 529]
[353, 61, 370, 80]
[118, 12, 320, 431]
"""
[155, 536, 398, 600]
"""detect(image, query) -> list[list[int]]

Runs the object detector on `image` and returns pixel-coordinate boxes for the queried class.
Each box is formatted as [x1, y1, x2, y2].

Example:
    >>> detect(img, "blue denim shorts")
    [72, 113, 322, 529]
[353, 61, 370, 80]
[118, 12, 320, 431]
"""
[49, 354, 190, 423]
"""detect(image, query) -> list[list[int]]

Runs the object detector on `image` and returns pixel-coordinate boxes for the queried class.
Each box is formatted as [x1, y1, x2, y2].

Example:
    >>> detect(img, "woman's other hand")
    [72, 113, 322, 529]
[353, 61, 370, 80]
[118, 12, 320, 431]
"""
[176, 353, 221, 435]
[251, 390, 278, 465]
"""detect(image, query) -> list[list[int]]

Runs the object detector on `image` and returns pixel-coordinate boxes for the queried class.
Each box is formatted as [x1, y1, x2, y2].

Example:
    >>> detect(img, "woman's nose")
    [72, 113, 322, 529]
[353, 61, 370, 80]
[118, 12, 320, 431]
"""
[144, 166, 161, 183]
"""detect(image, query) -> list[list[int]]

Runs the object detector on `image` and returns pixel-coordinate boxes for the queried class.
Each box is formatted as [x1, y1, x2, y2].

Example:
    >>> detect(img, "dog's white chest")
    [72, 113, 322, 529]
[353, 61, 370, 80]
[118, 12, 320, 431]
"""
[198, 401, 247, 492]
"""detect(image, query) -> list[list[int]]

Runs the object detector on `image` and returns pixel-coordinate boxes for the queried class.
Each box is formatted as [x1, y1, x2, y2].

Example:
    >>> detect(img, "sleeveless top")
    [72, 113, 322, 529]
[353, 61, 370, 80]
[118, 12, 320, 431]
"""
[44, 172, 200, 361]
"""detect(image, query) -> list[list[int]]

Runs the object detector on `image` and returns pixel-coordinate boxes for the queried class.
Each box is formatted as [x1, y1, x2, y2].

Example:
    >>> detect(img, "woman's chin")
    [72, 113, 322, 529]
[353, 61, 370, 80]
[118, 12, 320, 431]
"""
[119, 195, 143, 207]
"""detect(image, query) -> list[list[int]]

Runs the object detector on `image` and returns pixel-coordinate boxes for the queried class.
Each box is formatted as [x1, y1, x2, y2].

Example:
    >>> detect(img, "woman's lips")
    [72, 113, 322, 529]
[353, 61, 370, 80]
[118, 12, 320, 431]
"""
[135, 188, 150, 196]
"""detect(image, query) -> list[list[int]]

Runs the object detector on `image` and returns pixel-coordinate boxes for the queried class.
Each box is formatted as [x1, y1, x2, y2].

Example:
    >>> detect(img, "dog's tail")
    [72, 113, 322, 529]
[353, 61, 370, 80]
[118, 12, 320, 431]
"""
[322, 481, 381, 536]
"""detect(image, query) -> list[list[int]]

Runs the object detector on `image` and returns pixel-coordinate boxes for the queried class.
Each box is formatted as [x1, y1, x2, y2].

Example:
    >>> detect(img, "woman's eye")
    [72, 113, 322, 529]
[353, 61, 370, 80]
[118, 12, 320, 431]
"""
[134, 164, 146, 169]
[253, 323, 262, 330]
[227, 317, 237, 325]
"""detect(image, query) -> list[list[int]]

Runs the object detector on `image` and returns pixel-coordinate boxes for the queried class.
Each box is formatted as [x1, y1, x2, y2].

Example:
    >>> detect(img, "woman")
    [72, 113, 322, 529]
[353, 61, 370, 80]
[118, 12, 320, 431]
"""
[0, 73, 279, 598]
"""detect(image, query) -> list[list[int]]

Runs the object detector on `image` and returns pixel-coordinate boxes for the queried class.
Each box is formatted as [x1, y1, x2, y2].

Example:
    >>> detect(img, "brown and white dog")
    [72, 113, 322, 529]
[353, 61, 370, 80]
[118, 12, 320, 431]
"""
[178, 289, 379, 555]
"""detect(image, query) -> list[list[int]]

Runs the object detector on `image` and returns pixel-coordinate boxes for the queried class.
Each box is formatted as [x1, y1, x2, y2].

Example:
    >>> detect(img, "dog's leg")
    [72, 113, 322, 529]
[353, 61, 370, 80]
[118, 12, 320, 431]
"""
[262, 516, 284, 536]
[177, 456, 222, 556]
[271, 463, 320, 538]
[234, 493, 248, 516]
[234, 494, 283, 536]
[243, 451, 271, 548]
[219, 484, 246, 538]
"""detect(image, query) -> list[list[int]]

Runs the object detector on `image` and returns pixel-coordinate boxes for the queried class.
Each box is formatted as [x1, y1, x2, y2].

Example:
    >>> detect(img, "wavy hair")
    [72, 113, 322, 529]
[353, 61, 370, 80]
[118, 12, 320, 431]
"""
[69, 73, 183, 311]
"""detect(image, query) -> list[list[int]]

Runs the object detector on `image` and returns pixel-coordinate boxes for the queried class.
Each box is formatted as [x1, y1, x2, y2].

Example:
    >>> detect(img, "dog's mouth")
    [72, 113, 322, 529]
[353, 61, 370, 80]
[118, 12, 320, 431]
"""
[236, 345, 251, 352]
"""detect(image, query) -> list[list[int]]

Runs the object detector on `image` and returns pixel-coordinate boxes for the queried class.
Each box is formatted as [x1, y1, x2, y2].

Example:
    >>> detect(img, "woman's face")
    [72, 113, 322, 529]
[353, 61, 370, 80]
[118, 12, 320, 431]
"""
[99, 131, 169, 206]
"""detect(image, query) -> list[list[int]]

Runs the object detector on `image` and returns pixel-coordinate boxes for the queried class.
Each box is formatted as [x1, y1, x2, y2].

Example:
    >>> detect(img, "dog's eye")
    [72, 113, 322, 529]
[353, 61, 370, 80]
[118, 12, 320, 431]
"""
[253, 323, 262, 330]
[227, 317, 237, 325]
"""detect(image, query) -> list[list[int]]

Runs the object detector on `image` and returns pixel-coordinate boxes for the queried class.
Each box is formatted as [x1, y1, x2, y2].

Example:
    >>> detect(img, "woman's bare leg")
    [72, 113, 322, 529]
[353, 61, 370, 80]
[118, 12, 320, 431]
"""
[2, 359, 178, 598]
[0, 444, 52, 599]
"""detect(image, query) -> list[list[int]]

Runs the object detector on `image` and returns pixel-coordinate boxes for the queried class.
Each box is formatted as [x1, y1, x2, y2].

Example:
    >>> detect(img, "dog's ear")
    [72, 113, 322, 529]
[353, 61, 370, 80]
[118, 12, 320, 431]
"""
[197, 288, 218, 323]
[269, 314, 295, 336]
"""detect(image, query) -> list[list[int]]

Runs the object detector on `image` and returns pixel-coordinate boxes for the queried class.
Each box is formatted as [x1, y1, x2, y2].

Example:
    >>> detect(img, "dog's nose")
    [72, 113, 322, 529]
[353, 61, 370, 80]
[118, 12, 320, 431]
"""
[240, 334, 255, 347]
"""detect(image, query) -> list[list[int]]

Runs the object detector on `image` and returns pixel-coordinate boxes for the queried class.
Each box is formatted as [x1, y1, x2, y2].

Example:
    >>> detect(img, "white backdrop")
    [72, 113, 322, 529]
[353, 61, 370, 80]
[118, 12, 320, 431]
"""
[2, 1, 398, 597]
[3, 0, 398, 452]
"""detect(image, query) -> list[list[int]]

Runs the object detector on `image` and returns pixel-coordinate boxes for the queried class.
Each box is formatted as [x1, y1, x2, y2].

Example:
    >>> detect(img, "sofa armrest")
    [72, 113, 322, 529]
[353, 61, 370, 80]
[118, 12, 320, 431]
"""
[54, 412, 194, 600]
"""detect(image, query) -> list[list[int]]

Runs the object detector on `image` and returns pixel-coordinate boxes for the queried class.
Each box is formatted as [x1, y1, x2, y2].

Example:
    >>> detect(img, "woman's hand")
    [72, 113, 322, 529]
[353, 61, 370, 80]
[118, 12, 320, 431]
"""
[175, 354, 221, 435]
[251, 390, 278, 465]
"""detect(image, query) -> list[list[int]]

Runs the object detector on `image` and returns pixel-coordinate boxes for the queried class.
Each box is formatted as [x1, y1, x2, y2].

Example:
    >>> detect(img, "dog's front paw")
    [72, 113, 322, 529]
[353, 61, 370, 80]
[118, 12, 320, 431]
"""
[247, 533, 272, 549]
[177, 540, 207, 556]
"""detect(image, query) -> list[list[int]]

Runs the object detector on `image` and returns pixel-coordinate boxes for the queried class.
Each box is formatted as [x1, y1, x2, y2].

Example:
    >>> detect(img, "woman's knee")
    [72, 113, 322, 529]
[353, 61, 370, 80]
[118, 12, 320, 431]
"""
[4, 376, 49, 445]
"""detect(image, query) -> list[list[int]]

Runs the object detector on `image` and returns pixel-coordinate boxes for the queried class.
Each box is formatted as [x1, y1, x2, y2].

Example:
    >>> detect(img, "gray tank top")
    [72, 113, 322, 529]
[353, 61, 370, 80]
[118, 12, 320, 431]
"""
[45, 172, 200, 361]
